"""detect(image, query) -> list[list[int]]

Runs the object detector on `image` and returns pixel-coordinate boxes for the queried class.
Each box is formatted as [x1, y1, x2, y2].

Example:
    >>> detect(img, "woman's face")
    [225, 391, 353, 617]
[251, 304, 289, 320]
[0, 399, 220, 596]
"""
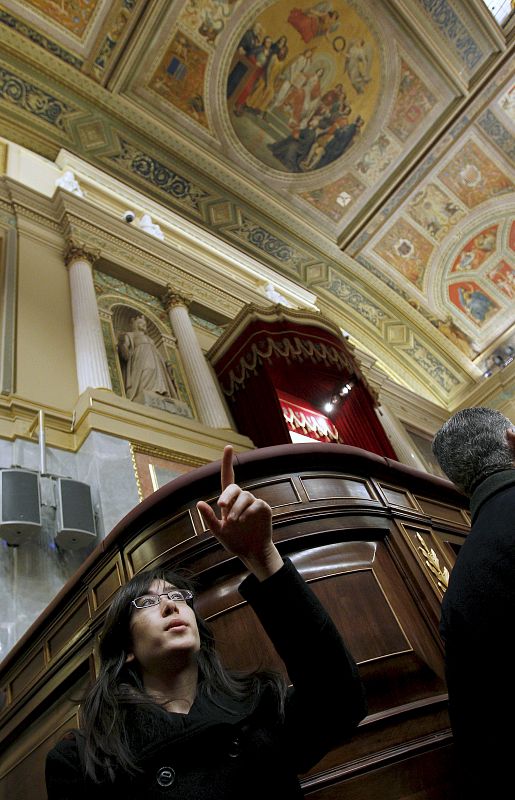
[126, 579, 201, 674]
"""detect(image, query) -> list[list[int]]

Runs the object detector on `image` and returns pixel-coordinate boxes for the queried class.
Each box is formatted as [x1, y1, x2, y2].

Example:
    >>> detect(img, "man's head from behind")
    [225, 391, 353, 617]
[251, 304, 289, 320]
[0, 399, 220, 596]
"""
[432, 407, 515, 496]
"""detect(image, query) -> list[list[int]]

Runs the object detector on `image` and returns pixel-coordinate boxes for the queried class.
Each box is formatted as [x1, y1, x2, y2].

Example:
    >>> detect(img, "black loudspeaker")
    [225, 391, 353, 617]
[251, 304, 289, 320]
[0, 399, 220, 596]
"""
[0, 470, 42, 545]
[55, 478, 96, 549]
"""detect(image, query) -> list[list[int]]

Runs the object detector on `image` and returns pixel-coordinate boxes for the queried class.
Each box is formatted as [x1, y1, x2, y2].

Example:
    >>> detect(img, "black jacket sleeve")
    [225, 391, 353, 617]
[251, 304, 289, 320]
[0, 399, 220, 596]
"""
[239, 557, 367, 771]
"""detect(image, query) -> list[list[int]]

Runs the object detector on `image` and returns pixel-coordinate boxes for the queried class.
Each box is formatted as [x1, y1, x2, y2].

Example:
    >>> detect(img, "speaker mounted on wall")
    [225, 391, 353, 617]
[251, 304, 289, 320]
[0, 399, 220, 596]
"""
[55, 478, 96, 549]
[0, 469, 42, 545]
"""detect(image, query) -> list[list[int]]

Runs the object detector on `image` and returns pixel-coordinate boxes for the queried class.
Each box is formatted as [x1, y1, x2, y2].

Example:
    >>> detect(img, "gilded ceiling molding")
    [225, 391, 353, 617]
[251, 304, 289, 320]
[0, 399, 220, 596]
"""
[102, 132, 328, 284]
[0, 64, 75, 134]
[224, 212, 318, 278]
[317, 296, 466, 404]
[477, 109, 515, 162]
[109, 136, 209, 216]
[347, 66, 514, 255]
[0, 9, 83, 69]
[89, 2, 142, 85]
[0, 2, 510, 411]
[414, 0, 486, 73]
[304, 261, 471, 398]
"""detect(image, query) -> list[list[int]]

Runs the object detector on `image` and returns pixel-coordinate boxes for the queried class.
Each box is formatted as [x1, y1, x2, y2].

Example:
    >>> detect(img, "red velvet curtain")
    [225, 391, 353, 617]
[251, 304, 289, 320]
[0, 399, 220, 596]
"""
[225, 357, 397, 458]
[226, 367, 290, 448]
[333, 381, 397, 458]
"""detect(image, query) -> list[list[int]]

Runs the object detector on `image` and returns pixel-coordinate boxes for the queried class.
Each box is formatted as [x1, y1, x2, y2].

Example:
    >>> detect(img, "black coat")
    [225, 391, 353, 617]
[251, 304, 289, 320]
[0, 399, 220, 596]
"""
[46, 559, 366, 799]
[440, 470, 515, 798]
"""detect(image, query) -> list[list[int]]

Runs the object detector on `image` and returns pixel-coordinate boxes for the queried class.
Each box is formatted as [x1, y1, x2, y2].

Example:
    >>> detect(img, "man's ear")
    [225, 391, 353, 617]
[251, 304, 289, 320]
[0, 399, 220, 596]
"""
[507, 426, 515, 458]
[125, 651, 135, 663]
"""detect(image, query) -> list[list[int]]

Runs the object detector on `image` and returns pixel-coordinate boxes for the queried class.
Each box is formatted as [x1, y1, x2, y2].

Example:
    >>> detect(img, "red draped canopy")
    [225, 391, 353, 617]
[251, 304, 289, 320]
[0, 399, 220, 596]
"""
[209, 305, 397, 459]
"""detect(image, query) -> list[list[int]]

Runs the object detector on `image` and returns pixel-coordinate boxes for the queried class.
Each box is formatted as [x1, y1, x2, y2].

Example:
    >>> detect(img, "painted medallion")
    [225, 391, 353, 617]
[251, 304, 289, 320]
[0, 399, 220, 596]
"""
[226, 0, 380, 173]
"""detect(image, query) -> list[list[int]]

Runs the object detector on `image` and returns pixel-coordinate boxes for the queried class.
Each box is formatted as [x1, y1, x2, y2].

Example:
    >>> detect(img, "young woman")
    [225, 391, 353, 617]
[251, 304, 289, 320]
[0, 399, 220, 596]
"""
[46, 446, 367, 799]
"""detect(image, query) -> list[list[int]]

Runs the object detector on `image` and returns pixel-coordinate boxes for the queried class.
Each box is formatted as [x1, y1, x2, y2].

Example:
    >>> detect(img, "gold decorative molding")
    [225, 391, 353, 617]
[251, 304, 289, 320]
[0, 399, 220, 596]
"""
[416, 532, 450, 591]
[130, 441, 206, 467]
[130, 442, 206, 502]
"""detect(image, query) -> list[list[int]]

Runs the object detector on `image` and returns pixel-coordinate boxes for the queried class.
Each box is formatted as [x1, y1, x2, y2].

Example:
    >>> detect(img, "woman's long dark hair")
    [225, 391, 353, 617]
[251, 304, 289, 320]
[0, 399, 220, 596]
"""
[79, 567, 287, 783]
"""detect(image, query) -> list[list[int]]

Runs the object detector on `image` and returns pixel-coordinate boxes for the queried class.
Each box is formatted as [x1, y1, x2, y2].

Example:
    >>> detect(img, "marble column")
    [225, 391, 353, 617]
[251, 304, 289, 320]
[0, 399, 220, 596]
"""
[375, 402, 426, 470]
[64, 242, 112, 393]
[164, 288, 231, 428]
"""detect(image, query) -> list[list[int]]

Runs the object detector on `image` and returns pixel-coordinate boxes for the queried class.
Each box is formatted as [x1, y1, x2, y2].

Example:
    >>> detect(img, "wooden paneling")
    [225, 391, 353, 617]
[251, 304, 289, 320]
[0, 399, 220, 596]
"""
[377, 484, 418, 510]
[301, 475, 377, 502]
[89, 556, 125, 614]
[414, 497, 468, 526]
[124, 509, 198, 575]
[244, 477, 302, 507]
[47, 598, 90, 661]
[303, 741, 455, 799]
[10, 647, 45, 701]
[0, 671, 88, 800]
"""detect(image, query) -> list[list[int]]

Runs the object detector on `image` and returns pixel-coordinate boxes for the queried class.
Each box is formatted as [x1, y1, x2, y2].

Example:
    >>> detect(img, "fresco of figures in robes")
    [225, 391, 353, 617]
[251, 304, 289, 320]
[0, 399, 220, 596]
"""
[226, 1, 380, 173]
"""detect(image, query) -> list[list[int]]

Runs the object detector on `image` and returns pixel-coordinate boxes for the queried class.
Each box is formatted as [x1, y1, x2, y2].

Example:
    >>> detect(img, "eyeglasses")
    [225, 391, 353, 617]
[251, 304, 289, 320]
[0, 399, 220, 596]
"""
[131, 589, 193, 609]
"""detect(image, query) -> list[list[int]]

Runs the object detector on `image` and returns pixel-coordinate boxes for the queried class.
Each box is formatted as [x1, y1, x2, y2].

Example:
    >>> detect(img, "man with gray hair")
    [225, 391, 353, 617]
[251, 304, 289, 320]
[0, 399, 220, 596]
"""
[432, 406, 515, 798]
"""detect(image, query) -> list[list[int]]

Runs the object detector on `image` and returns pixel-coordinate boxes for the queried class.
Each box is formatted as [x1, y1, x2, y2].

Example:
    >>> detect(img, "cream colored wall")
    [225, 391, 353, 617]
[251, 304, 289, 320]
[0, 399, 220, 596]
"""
[5, 141, 59, 197]
[16, 229, 77, 410]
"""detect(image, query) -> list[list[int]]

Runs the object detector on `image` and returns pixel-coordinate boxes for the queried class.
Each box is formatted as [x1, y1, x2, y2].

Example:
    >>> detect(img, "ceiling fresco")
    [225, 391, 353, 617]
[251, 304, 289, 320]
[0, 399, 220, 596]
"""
[0, 0, 513, 409]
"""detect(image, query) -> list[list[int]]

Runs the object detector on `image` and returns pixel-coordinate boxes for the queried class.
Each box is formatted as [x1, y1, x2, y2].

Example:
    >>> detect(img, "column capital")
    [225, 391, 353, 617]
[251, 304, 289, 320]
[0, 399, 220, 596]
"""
[163, 285, 193, 311]
[64, 240, 101, 268]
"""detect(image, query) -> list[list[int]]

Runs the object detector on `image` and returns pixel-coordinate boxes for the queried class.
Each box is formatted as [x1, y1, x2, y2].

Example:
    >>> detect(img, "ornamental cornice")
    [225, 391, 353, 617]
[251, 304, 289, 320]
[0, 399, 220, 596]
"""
[65, 220, 244, 317]
[10, 205, 61, 232]
[0, 208, 16, 228]
[319, 289, 478, 379]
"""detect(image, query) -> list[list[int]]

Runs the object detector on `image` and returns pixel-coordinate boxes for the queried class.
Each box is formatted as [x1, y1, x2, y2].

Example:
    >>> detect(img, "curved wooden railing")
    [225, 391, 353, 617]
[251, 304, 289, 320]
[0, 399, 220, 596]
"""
[0, 443, 469, 799]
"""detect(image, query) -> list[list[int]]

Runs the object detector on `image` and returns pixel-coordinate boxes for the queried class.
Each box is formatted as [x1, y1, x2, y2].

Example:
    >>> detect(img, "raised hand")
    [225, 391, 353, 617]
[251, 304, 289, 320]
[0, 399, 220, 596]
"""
[197, 445, 283, 580]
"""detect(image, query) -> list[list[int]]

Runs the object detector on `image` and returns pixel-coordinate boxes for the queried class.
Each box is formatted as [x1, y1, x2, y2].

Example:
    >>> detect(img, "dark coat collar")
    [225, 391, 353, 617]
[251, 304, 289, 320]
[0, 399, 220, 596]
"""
[127, 685, 256, 765]
[470, 468, 515, 522]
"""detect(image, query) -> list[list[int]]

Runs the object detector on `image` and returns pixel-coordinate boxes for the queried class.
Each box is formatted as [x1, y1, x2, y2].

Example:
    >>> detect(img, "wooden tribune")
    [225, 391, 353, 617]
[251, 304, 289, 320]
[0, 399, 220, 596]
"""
[0, 443, 469, 798]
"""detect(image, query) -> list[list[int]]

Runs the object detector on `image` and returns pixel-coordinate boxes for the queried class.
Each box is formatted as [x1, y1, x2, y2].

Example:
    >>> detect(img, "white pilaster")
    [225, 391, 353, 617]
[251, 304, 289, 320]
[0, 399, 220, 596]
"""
[375, 402, 426, 470]
[65, 243, 112, 394]
[165, 290, 231, 428]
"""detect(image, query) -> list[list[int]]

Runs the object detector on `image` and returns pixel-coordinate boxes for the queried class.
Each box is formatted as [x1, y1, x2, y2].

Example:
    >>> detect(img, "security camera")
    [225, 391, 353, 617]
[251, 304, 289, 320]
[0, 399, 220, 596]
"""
[122, 210, 135, 223]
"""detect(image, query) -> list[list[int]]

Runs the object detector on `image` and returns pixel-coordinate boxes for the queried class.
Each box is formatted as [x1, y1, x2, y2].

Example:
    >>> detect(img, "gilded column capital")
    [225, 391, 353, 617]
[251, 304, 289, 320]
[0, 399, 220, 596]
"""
[64, 240, 101, 268]
[163, 285, 193, 311]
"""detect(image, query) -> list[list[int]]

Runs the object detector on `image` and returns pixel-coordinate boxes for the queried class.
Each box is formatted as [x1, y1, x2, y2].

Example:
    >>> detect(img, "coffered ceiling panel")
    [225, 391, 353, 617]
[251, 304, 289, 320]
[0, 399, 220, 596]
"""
[0, 0, 513, 409]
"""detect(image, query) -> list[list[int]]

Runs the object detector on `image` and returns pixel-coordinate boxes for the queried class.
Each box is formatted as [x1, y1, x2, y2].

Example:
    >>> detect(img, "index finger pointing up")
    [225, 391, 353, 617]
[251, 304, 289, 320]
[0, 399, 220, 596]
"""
[221, 444, 235, 491]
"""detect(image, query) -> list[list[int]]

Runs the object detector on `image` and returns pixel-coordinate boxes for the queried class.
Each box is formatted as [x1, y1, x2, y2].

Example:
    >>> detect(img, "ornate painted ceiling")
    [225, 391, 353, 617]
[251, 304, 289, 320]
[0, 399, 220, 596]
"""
[0, 0, 513, 409]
